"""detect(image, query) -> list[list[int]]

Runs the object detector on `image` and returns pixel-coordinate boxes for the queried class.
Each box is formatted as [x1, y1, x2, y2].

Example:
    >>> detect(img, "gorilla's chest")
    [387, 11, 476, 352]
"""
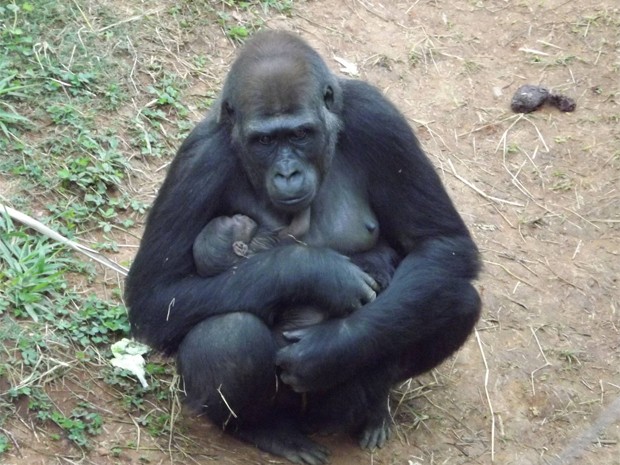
[301, 172, 379, 254]
[228, 164, 379, 255]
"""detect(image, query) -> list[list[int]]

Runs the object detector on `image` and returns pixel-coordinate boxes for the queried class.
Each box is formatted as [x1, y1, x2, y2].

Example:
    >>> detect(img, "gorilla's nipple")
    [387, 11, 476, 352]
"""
[365, 221, 378, 234]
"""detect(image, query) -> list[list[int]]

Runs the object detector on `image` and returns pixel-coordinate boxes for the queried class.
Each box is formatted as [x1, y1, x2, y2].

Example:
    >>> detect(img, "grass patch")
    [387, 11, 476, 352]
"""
[0, 0, 208, 458]
[0, 0, 140, 231]
[0, 214, 133, 448]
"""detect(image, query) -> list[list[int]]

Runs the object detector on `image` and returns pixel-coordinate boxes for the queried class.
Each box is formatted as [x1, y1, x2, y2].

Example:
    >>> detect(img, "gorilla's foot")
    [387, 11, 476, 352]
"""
[357, 397, 392, 450]
[236, 419, 329, 465]
[358, 417, 391, 450]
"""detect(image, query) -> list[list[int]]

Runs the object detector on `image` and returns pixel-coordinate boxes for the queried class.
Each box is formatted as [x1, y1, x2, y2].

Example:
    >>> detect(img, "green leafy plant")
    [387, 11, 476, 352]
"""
[37, 404, 103, 448]
[56, 297, 130, 348]
[0, 434, 9, 454]
[0, 73, 33, 139]
[0, 216, 70, 321]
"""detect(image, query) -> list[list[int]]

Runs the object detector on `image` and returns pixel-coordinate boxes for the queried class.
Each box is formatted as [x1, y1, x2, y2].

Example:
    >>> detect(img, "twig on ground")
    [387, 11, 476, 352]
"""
[529, 326, 552, 396]
[483, 260, 536, 288]
[97, 9, 164, 34]
[447, 159, 525, 207]
[475, 329, 495, 462]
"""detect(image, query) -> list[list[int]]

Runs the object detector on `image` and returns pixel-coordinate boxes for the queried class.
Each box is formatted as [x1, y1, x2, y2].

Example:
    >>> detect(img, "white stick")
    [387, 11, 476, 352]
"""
[1, 203, 128, 276]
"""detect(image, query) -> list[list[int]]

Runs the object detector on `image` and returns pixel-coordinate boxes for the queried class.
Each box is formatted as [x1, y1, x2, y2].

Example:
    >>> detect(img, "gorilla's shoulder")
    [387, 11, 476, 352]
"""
[172, 112, 234, 166]
[339, 79, 406, 129]
[337, 79, 416, 157]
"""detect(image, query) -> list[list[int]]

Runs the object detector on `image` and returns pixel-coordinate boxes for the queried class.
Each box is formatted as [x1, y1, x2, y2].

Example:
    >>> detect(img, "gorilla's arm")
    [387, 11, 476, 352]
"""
[126, 118, 376, 353]
[278, 238, 480, 392]
[276, 80, 481, 392]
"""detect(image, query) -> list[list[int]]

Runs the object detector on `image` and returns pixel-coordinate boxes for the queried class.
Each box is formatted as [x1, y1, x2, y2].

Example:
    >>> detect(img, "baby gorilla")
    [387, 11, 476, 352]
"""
[193, 214, 277, 277]
[193, 214, 327, 333]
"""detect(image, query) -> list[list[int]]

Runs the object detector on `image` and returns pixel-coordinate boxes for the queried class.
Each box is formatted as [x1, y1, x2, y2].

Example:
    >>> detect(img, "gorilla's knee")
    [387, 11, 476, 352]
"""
[459, 281, 482, 329]
[396, 281, 481, 380]
[178, 313, 278, 426]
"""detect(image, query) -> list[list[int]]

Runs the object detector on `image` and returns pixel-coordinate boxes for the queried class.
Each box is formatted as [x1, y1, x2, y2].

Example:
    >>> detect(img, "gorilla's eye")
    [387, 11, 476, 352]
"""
[290, 128, 307, 141]
[258, 135, 273, 145]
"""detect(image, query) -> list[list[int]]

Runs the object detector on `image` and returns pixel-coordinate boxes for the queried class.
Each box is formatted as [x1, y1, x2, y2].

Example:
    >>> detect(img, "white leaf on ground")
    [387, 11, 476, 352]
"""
[110, 338, 150, 388]
[333, 56, 359, 76]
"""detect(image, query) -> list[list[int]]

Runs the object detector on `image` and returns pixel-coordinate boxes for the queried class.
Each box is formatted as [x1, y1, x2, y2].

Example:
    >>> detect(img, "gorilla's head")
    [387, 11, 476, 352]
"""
[220, 31, 343, 213]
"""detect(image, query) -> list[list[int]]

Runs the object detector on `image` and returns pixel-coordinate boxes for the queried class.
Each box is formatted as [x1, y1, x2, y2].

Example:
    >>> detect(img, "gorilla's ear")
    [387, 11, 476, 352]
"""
[323, 85, 335, 110]
[219, 100, 235, 125]
[323, 83, 343, 114]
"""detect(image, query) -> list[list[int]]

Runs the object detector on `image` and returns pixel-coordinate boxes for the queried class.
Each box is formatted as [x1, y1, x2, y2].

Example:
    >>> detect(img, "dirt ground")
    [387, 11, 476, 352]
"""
[5, 0, 619, 464]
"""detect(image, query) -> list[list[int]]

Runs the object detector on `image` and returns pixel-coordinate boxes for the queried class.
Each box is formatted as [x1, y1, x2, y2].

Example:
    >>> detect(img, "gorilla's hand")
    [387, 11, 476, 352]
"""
[276, 318, 358, 392]
[306, 249, 378, 315]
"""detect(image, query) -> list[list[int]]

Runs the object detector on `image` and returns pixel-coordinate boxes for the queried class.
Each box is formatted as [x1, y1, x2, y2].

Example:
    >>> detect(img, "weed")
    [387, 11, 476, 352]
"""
[217, 11, 256, 43]
[0, 216, 70, 322]
[408, 37, 437, 71]
[463, 60, 482, 73]
[0, 0, 137, 231]
[557, 350, 583, 366]
[261, 0, 294, 13]
[1, 213, 132, 450]
[550, 172, 574, 192]
[0, 0, 293, 460]
[554, 55, 577, 66]
[506, 143, 521, 154]
[212, 0, 295, 43]
[0, 434, 9, 454]
[37, 403, 103, 448]
[227, 24, 251, 41]
[572, 10, 619, 37]
[55, 296, 130, 348]
[0, 73, 33, 140]
[147, 75, 189, 116]
[139, 411, 172, 436]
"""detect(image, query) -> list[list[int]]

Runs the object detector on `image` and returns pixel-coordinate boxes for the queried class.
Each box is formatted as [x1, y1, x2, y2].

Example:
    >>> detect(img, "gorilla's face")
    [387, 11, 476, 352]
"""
[224, 49, 342, 213]
[241, 110, 325, 212]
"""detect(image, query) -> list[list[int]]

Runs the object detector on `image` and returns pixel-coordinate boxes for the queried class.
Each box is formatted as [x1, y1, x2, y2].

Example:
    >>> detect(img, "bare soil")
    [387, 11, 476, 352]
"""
[4, 1, 619, 464]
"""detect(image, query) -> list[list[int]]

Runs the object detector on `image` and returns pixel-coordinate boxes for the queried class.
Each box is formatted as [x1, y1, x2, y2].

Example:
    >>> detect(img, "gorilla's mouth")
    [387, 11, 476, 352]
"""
[273, 192, 313, 210]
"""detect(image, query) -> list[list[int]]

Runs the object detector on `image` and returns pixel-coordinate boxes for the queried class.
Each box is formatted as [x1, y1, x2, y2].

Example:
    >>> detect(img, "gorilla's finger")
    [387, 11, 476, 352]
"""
[281, 330, 303, 343]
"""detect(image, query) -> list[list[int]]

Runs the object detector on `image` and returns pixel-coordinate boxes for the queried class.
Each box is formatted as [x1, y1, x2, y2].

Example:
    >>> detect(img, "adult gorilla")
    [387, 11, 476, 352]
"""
[126, 30, 481, 464]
